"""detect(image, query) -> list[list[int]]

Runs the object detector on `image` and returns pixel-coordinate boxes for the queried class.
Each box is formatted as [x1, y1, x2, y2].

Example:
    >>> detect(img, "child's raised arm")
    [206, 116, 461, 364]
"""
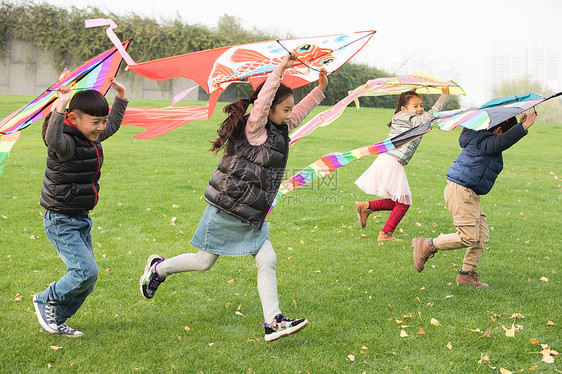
[273, 52, 296, 77]
[109, 77, 126, 99]
[55, 86, 72, 114]
[521, 109, 537, 130]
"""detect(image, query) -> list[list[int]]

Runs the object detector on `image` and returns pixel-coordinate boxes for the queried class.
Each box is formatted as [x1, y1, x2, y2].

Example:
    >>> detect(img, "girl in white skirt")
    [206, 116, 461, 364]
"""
[355, 86, 450, 241]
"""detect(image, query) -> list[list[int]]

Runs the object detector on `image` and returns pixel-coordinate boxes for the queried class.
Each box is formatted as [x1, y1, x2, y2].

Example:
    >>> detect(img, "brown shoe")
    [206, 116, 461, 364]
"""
[412, 238, 437, 273]
[456, 270, 489, 288]
[355, 201, 372, 228]
[378, 231, 403, 242]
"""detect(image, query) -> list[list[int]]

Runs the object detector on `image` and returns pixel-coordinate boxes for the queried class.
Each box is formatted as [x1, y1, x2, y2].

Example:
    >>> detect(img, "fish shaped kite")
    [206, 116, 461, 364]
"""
[0, 39, 130, 174]
[433, 92, 562, 131]
[88, 18, 376, 138]
[269, 124, 431, 213]
[289, 72, 465, 145]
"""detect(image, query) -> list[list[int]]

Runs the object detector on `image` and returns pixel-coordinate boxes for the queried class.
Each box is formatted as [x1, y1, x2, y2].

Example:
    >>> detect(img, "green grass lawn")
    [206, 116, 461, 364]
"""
[0, 95, 560, 373]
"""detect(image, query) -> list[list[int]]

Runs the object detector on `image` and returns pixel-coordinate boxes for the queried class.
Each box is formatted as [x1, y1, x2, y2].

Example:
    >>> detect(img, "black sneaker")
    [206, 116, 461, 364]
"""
[140, 255, 166, 299]
[33, 291, 58, 334]
[263, 313, 308, 342]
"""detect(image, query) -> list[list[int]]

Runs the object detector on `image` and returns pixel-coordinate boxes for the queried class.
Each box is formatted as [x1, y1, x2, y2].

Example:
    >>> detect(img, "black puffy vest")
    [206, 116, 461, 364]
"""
[205, 119, 289, 229]
[40, 124, 104, 215]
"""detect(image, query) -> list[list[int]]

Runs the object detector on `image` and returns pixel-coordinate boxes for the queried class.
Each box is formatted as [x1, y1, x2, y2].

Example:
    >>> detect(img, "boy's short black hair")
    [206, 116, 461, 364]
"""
[489, 116, 517, 133]
[69, 90, 109, 117]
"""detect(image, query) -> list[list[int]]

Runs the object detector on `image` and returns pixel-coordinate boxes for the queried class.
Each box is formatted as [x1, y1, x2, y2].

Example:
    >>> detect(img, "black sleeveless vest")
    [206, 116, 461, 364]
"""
[40, 124, 104, 215]
[205, 119, 289, 229]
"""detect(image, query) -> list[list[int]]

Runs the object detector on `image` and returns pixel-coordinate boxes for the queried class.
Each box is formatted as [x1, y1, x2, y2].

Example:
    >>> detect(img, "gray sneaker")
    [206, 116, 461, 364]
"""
[140, 255, 166, 299]
[33, 291, 58, 334]
[57, 322, 84, 337]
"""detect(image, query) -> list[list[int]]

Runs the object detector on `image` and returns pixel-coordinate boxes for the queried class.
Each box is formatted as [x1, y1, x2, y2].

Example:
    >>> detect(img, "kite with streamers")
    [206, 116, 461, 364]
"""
[289, 72, 465, 145]
[269, 124, 431, 213]
[0, 39, 130, 174]
[88, 18, 376, 138]
[433, 92, 562, 131]
[0, 131, 21, 174]
[0, 40, 130, 135]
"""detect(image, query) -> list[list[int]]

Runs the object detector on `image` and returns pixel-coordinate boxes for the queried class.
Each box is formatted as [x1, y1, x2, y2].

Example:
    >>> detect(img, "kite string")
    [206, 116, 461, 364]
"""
[323, 51, 417, 141]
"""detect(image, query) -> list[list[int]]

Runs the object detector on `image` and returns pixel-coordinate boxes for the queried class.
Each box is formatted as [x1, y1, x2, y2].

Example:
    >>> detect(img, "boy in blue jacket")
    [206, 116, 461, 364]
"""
[412, 110, 537, 287]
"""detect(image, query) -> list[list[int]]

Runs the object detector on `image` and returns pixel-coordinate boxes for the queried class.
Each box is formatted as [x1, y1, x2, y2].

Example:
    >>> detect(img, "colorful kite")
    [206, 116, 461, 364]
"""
[269, 124, 431, 213]
[434, 92, 561, 131]
[0, 40, 130, 174]
[0, 40, 130, 135]
[121, 87, 215, 140]
[88, 19, 376, 138]
[289, 72, 465, 145]
[0, 131, 21, 174]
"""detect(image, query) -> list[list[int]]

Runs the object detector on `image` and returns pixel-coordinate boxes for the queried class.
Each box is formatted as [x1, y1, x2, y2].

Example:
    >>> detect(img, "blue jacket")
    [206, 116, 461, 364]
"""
[446, 123, 528, 195]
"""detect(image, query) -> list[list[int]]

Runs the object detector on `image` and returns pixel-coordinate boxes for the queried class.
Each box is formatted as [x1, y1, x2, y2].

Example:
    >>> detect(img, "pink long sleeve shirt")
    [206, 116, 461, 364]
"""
[245, 71, 325, 146]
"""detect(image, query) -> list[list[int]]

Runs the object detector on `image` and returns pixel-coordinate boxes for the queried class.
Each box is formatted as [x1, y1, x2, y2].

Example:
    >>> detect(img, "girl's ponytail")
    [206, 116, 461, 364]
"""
[209, 98, 252, 154]
[386, 90, 421, 127]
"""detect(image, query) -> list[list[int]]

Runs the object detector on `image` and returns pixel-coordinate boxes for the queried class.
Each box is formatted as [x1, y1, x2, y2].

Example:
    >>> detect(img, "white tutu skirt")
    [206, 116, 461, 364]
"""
[354, 153, 412, 205]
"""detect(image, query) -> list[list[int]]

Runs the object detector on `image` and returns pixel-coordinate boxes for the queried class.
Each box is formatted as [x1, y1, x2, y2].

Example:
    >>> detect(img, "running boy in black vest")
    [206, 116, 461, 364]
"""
[33, 79, 128, 337]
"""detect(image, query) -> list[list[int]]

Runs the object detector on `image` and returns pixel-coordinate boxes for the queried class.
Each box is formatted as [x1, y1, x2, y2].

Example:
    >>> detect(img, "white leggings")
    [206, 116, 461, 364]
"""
[155, 240, 281, 322]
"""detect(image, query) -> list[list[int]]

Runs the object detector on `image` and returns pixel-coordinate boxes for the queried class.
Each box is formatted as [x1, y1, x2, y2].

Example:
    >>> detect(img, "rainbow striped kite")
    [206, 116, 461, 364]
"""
[434, 92, 561, 131]
[269, 124, 431, 213]
[0, 131, 21, 174]
[289, 72, 465, 145]
[0, 40, 130, 174]
[0, 40, 130, 135]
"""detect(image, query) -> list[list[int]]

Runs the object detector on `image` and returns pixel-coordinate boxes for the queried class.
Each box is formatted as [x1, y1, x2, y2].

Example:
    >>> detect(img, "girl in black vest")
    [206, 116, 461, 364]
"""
[140, 53, 328, 342]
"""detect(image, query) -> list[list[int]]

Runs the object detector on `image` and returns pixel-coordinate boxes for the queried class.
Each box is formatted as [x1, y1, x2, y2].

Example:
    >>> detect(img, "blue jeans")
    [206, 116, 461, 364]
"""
[43, 209, 98, 322]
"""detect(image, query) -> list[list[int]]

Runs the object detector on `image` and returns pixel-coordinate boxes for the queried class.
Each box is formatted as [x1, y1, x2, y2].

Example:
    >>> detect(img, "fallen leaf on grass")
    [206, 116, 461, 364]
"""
[500, 368, 513, 374]
[347, 354, 355, 362]
[235, 311, 243, 316]
[430, 318, 440, 326]
[208, 343, 214, 347]
[361, 345, 369, 350]
[400, 330, 408, 337]
[528, 365, 538, 371]
[447, 342, 452, 350]
[542, 355, 555, 364]
[184, 326, 190, 332]
[529, 338, 539, 345]
[502, 324, 517, 338]
[50, 346, 63, 350]
[547, 321, 556, 325]
[540, 276, 549, 282]
[14, 294, 22, 301]
[481, 330, 491, 338]
[418, 328, 425, 335]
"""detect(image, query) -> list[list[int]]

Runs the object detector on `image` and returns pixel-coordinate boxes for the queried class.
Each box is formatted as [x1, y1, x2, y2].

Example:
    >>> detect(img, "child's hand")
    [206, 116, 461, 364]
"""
[109, 78, 126, 99]
[442, 85, 450, 95]
[318, 68, 328, 91]
[55, 86, 72, 113]
[274, 52, 296, 77]
[522, 109, 537, 130]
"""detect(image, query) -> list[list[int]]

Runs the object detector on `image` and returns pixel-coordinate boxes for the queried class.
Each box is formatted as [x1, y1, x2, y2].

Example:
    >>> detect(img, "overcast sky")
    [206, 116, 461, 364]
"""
[27, 0, 562, 104]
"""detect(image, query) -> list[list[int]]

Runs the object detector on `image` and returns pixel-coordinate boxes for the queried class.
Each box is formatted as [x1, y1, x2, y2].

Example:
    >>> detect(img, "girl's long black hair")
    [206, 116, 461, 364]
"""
[210, 82, 293, 155]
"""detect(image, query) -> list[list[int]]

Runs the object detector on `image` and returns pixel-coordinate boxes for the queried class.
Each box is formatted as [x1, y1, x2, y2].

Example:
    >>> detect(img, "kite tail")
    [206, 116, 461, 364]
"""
[268, 124, 431, 215]
[0, 131, 21, 175]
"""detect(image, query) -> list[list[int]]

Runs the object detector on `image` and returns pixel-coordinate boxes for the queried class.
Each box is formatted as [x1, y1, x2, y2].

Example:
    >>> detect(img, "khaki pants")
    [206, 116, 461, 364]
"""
[433, 181, 489, 271]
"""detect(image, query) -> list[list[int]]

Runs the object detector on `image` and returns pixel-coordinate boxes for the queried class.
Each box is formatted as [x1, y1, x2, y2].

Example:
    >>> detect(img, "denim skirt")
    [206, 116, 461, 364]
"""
[190, 205, 270, 256]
